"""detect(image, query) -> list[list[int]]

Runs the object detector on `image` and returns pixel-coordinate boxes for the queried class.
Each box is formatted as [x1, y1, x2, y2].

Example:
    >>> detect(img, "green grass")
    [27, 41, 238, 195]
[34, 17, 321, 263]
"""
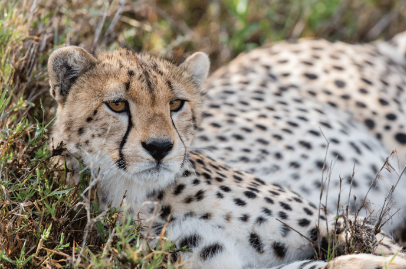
[1, 0, 405, 267]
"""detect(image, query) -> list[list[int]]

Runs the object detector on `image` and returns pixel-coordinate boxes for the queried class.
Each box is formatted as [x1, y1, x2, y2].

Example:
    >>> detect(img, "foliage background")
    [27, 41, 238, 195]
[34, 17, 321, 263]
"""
[1, 0, 406, 268]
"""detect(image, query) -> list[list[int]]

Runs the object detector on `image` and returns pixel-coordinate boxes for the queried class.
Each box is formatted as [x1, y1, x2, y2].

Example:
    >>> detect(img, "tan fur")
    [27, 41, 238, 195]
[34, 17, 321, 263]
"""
[49, 47, 208, 186]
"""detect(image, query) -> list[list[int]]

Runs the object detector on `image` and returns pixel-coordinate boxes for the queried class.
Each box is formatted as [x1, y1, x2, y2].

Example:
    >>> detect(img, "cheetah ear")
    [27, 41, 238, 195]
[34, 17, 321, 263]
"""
[181, 52, 210, 90]
[48, 46, 97, 104]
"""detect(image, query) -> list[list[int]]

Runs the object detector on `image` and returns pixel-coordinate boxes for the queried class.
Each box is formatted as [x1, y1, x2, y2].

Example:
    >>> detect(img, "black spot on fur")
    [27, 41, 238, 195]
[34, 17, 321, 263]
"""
[254, 178, 266, 185]
[395, 133, 406, 144]
[184, 196, 194, 203]
[299, 140, 312, 150]
[195, 190, 205, 201]
[298, 219, 311, 227]
[280, 202, 292, 211]
[273, 242, 287, 258]
[255, 216, 267, 225]
[280, 225, 290, 237]
[160, 205, 171, 220]
[249, 233, 264, 253]
[304, 73, 318, 80]
[200, 243, 224, 260]
[332, 151, 345, 161]
[289, 161, 300, 169]
[233, 175, 243, 182]
[86, 117, 93, 122]
[125, 81, 130, 91]
[303, 208, 313, 215]
[269, 190, 280, 196]
[215, 177, 224, 182]
[234, 198, 246, 206]
[179, 234, 202, 249]
[78, 128, 84, 135]
[278, 211, 288, 219]
[349, 142, 362, 155]
[379, 98, 389, 106]
[334, 80, 346, 88]
[166, 80, 174, 93]
[220, 186, 231, 192]
[265, 197, 274, 204]
[173, 184, 185, 195]
[202, 172, 211, 180]
[239, 214, 250, 222]
[360, 76, 376, 85]
[309, 228, 318, 241]
[200, 213, 211, 220]
[183, 170, 191, 177]
[356, 101, 367, 108]
[143, 70, 152, 92]
[386, 113, 397, 121]
[157, 191, 164, 200]
[244, 191, 257, 199]
[262, 207, 272, 216]
[309, 130, 320, 136]
[319, 121, 332, 129]
[184, 212, 195, 218]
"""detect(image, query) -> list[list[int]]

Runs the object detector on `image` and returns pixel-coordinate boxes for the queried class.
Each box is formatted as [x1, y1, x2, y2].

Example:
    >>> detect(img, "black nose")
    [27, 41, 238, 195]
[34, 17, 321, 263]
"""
[141, 140, 174, 162]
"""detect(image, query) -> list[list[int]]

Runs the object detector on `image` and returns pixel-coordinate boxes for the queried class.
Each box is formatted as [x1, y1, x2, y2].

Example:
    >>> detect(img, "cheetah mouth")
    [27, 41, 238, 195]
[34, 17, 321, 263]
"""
[136, 162, 172, 175]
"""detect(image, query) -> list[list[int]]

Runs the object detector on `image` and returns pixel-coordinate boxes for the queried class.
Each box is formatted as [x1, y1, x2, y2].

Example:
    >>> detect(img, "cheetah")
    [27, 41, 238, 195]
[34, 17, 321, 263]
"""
[196, 31, 406, 231]
[48, 46, 406, 268]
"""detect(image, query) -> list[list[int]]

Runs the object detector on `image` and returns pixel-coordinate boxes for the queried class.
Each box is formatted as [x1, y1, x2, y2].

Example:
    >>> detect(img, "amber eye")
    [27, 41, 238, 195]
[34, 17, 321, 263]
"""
[107, 101, 126, 113]
[169, 100, 185, 112]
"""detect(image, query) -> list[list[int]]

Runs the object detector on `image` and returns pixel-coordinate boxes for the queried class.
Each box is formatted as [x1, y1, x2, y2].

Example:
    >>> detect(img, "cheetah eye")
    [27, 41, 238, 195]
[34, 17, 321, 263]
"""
[169, 100, 185, 112]
[106, 101, 127, 113]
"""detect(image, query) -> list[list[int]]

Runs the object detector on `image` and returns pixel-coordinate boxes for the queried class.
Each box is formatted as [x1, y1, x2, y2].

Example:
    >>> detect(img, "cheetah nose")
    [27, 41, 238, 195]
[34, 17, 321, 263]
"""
[141, 140, 174, 162]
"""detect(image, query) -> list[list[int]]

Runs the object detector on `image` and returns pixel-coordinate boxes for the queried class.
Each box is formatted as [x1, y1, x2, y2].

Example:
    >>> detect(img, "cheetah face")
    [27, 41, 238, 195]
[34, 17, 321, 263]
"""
[48, 46, 209, 188]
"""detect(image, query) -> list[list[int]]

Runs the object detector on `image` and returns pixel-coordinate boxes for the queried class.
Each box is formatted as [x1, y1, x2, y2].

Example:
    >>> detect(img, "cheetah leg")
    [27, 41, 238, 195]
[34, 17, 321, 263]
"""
[324, 253, 406, 269]
[268, 254, 406, 269]
[267, 260, 327, 269]
[318, 216, 405, 258]
[168, 218, 244, 269]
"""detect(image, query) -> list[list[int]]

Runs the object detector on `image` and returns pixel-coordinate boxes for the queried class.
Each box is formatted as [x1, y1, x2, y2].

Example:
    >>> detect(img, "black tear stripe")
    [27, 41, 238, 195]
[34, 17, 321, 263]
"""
[171, 117, 188, 168]
[117, 108, 133, 170]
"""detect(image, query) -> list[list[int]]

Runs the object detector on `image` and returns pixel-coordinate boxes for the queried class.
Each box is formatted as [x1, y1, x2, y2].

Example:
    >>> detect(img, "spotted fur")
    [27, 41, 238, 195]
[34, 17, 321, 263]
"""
[196, 32, 406, 230]
[48, 46, 406, 268]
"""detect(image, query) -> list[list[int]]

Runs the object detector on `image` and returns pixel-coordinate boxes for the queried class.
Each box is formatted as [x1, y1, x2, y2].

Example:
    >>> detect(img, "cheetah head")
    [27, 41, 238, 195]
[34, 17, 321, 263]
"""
[48, 46, 209, 191]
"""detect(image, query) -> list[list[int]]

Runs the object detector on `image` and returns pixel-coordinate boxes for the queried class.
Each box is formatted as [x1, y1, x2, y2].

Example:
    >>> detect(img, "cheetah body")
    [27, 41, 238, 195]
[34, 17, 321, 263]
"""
[47, 45, 406, 268]
[196, 34, 406, 228]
